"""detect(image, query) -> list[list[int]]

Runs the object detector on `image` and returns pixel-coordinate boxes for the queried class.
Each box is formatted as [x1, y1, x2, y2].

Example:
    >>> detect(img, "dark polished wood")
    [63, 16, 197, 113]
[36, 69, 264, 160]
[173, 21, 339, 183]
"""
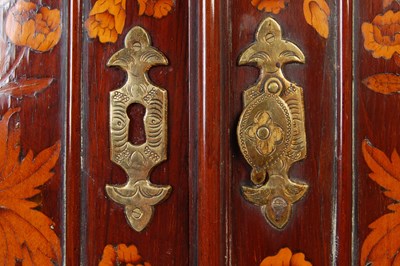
[7, 0, 66, 263]
[82, 0, 190, 264]
[224, 0, 337, 264]
[194, 0, 224, 265]
[6, 0, 398, 264]
[355, 2, 400, 266]
[337, 0, 353, 265]
[66, 0, 83, 265]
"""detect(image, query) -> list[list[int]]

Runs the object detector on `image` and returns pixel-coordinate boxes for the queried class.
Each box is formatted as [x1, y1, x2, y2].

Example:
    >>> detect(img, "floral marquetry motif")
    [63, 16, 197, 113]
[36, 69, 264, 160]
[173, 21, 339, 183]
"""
[251, 0, 289, 14]
[0, 1, 63, 265]
[250, 0, 330, 39]
[362, 10, 400, 61]
[1, 0, 62, 89]
[0, 0, 390, 264]
[6, 0, 62, 52]
[85, 0, 127, 43]
[138, 0, 174, 18]
[85, 0, 175, 43]
[99, 244, 151, 266]
[361, 5, 400, 92]
[260, 248, 312, 266]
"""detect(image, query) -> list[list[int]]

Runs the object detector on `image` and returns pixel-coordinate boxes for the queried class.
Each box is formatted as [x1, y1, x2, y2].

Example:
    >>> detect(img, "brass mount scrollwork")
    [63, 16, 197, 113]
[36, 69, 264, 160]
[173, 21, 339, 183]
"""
[106, 26, 171, 232]
[237, 18, 308, 229]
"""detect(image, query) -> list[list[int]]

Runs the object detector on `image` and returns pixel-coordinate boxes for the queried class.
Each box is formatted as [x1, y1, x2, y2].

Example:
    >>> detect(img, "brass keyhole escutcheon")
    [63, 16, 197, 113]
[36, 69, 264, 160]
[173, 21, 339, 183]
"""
[106, 26, 171, 232]
[237, 18, 309, 229]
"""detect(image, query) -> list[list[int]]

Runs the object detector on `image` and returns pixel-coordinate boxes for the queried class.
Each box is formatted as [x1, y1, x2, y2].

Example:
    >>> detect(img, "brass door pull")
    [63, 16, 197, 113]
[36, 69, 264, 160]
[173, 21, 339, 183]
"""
[237, 18, 308, 229]
[106, 26, 171, 232]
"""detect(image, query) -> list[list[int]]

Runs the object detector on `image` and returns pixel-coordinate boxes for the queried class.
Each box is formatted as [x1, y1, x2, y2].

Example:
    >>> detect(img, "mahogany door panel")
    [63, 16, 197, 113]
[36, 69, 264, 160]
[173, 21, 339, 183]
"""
[0, 0, 66, 265]
[223, 1, 339, 265]
[81, 0, 190, 264]
[355, 1, 400, 266]
[2, 0, 400, 265]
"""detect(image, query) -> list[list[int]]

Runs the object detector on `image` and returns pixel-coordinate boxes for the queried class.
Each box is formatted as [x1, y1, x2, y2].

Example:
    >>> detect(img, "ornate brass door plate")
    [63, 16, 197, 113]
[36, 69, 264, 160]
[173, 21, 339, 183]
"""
[106, 26, 171, 232]
[237, 18, 308, 229]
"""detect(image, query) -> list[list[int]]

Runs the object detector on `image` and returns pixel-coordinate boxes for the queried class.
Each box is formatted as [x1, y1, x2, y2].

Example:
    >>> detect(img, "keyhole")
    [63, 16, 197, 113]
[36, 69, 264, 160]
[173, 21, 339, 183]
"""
[127, 103, 146, 145]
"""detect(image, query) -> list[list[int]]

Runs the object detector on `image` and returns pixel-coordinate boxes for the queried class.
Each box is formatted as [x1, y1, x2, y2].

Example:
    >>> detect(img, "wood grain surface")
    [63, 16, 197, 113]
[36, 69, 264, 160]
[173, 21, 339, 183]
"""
[225, 0, 337, 264]
[0, 0, 66, 264]
[355, 2, 400, 266]
[82, 0, 190, 265]
[5, 0, 399, 265]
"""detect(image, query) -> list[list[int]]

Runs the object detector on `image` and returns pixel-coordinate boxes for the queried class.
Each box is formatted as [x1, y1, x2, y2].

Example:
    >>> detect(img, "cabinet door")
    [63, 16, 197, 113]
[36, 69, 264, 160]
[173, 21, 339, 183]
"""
[197, 0, 344, 265]
[355, 1, 400, 266]
[80, 0, 191, 265]
[229, 3, 337, 265]
[0, 0, 192, 265]
[193, 0, 398, 265]
[0, 0, 65, 265]
[1, 0, 399, 265]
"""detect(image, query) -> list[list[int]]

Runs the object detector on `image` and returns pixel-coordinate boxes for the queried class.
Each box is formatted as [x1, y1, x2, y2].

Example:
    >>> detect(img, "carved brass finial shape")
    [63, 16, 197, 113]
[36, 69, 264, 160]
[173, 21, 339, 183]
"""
[237, 18, 308, 229]
[106, 26, 171, 232]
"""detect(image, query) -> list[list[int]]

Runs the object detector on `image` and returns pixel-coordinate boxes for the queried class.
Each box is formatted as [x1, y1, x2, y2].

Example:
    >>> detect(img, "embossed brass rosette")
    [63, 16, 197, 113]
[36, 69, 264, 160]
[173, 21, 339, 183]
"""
[106, 26, 171, 232]
[237, 18, 309, 229]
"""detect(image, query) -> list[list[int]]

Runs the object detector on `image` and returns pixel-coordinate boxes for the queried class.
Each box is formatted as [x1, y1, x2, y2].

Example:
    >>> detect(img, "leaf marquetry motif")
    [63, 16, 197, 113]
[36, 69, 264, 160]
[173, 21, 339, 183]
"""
[363, 73, 400, 95]
[361, 140, 400, 266]
[0, 108, 61, 266]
